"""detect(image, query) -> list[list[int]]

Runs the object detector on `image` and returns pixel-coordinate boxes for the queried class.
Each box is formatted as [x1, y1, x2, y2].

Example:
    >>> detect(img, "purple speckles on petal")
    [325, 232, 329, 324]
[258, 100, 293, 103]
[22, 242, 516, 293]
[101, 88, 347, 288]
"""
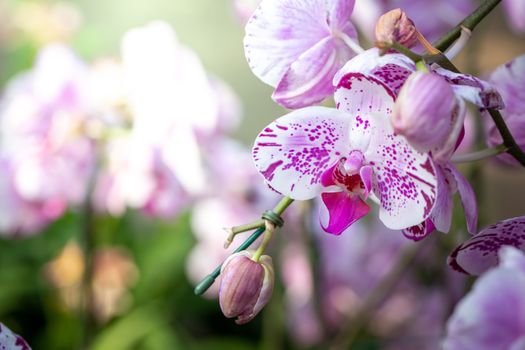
[448, 216, 525, 275]
[252, 106, 351, 200]
[371, 63, 412, 96]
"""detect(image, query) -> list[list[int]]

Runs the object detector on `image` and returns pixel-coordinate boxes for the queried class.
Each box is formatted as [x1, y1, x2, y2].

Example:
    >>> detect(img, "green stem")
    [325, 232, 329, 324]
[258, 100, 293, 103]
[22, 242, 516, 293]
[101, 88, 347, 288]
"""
[390, 41, 422, 62]
[194, 197, 294, 296]
[433, 0, 502, 52]
[251, 223, 274, 262]
[451, 144, 507, 163]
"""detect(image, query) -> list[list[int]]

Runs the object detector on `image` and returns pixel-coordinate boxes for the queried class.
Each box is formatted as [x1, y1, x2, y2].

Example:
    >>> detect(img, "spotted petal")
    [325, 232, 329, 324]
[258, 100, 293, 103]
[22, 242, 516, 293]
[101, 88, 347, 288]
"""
[433, 67, 504, 110]
[252, 106, 352, 200]
[364, 113, 437, 230]
[448, 216, 525, 275]
[334, 48, 415, 96]
[0, 323, 31, 350]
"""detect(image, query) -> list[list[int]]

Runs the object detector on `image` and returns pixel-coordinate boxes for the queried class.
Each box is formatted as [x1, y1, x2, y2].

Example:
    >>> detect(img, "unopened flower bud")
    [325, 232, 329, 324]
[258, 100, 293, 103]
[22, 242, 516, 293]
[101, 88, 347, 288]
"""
[219, 250, 274, 324]
[375, 8, 418, 48]
[392, 71, 457, 155]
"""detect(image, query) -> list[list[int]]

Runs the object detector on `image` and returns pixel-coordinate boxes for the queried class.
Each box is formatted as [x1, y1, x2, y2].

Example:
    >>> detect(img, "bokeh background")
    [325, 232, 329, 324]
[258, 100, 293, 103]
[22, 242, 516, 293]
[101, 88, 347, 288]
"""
[0, 0, 524, 349]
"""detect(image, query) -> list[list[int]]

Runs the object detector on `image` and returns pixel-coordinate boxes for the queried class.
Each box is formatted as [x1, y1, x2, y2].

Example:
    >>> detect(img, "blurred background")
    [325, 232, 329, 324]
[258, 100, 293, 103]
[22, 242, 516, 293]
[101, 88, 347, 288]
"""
[0, 0, 524, 349]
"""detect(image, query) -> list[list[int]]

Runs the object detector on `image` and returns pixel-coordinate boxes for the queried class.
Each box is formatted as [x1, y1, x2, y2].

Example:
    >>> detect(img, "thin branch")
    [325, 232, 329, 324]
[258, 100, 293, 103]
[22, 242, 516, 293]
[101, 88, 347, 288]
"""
[433, 0, 502, 52]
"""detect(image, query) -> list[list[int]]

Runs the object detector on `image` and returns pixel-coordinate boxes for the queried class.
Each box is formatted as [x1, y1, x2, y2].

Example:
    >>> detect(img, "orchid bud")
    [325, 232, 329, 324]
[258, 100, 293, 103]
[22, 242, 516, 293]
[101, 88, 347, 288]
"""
[392, 71, 457, 154]
[219, 250, 274, 324]
[375, 8, 418, 48]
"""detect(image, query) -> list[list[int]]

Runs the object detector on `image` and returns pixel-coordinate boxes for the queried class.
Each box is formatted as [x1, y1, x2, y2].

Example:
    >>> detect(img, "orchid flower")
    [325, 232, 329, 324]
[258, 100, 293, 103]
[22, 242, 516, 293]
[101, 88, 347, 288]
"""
[448, 216, 525, 275]
[444, 246, 525, 350]
[244, 0, 362, 109]
[333, 48, 494, 238]
[253, 72, 438, 235]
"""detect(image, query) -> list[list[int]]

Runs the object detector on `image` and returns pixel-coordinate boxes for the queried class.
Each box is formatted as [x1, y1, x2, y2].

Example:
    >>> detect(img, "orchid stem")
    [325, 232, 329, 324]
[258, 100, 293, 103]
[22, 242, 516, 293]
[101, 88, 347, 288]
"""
[433, 0, 502, 52]
[390, 41, 422, 62]
[194, 196, 294, 296]
[224, 219, 265, 248]
[251, 221, 275, 262]
[452, 144, 507, 163]
[445, 26, 472, 60]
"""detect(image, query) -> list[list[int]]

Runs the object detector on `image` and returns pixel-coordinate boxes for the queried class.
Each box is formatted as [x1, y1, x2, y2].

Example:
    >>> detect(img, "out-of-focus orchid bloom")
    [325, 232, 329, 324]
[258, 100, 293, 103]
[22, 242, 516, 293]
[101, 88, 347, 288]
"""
[503, 0, 525, 34]
[352, 0, 475, 43]
[93, 137, 188, 218]
[317, 216, 457, 349]
[0, 323, 31, 350]
[0, 44, 95, 234]
[486, 54, 525, 166]
[444, 246, 525, 350]
[121, 21, 219, 195]
[253, 72, 438, 234]
[448, 216, 525, 275]
[244, 0, 362, 109]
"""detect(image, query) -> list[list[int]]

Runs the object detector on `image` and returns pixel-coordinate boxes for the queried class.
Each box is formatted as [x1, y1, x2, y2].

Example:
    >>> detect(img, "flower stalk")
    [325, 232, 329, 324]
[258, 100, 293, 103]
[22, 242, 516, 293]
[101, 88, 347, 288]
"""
[433, 0, 502, 52]
[452, 144, 508, 163]
[194, 196, 294, 296]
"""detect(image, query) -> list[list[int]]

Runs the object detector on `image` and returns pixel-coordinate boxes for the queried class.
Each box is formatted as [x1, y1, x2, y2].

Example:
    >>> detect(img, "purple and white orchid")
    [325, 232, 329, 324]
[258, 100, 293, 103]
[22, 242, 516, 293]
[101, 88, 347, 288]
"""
[244, 0, 363, 109]
[448, 216, 525, 275]
[253, 71, 438, 235]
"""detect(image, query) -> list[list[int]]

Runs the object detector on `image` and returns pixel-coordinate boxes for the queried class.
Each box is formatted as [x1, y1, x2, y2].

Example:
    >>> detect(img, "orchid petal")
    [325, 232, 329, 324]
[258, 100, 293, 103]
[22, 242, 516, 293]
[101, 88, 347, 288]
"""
[500, 246, 525, 275]
[252, 106, 351, 200]
[0, 323, 31, 350]
[272, 37, 341, 109]
[448, 216, 525, 275]
[443, 268, 525, 350]
[402, 219, 435, 241]
[359, 165, 373, 199]
[433, 66, 504, 110]
[488, 54, 525, 117]
[430, 164, 453, 233]
[334, 72, 395, 119]
[244, 0, 354, 88]
[363, 113, 437, 230]
[334, 48, 415, 96]
[446, 164, 477, 234]
[319, 191, 370, 235]
[431, 98, 467, 163]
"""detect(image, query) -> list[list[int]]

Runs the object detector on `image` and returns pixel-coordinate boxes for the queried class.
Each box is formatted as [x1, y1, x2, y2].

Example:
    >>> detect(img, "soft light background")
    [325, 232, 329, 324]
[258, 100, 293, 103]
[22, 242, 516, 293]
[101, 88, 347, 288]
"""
[0, 0, 524, 349]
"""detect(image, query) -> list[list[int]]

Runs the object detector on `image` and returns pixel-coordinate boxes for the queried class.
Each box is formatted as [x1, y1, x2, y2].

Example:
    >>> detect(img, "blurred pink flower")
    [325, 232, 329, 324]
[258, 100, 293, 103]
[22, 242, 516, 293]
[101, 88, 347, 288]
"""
[0, 44, 95, 234]
[503, 0, 525, 34]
